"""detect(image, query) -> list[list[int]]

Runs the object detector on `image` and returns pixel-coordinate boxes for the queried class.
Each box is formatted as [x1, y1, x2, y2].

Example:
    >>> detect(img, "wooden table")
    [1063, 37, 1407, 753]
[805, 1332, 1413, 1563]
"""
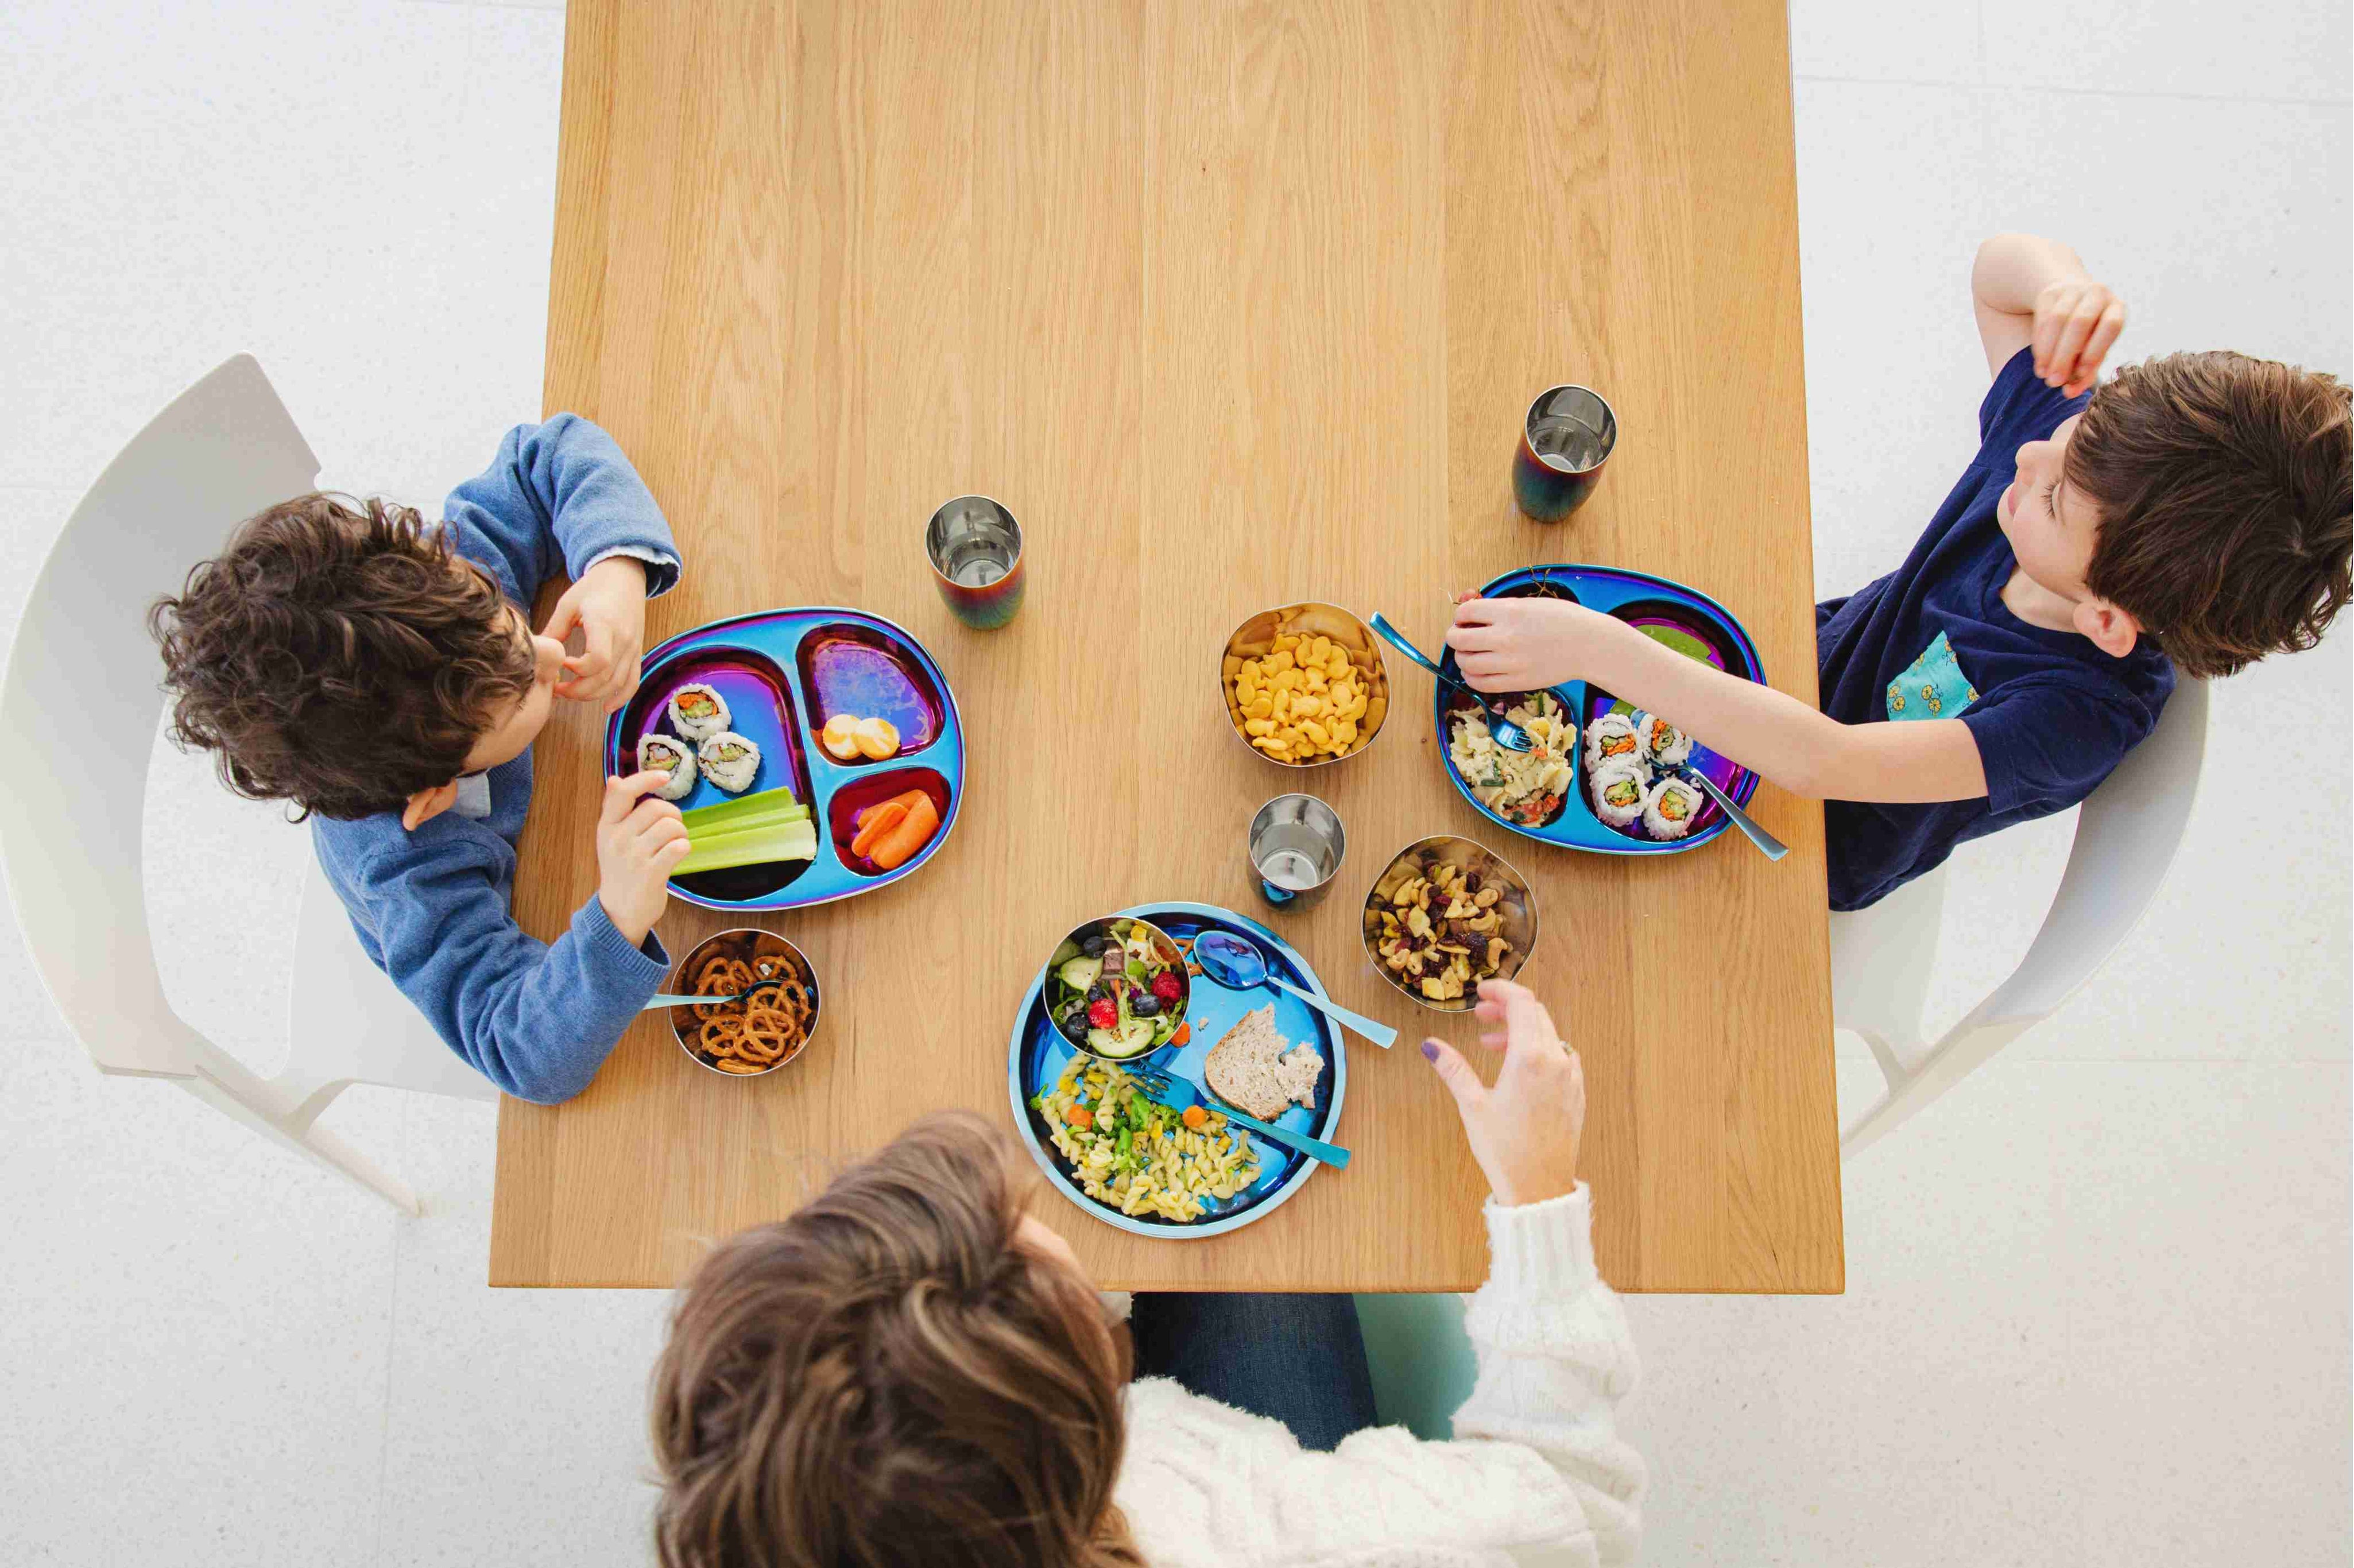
[493, 0, 1842, 1293]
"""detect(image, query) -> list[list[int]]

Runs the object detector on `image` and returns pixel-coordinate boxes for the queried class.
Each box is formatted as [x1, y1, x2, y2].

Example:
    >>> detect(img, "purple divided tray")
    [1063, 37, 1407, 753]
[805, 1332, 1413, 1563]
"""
[606, 608, 966, 910]
[1432, 563, 1765, 855]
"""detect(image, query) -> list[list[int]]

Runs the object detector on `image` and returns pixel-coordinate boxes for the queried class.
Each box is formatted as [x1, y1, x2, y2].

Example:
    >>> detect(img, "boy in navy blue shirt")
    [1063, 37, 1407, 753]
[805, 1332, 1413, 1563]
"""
[151, 415, 690, 1099]
[1446, 233, 2351, 909]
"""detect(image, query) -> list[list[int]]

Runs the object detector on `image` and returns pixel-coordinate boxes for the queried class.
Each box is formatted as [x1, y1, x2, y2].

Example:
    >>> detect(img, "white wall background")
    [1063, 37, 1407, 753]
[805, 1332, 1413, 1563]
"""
[0, 2, 2345, 1563]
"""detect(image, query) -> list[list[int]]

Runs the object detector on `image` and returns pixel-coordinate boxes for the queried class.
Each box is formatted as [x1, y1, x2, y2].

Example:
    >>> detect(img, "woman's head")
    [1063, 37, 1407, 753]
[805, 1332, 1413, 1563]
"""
[649, 1112, 1139, 1568]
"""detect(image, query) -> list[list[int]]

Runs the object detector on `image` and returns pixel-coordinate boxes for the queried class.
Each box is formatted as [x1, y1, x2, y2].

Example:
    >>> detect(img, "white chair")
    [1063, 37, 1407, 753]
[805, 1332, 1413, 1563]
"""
[0, 354, 494, 1215]
[1834, 677, 2209, 1155]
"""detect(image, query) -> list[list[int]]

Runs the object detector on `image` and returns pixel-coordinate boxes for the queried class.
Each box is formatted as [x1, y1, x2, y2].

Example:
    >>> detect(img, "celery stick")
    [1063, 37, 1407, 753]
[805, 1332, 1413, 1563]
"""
[680, 787, 804, 830]
[673, 818, 819, 876]
[683, 805, 809, 841]
[680, 819, 814, 857]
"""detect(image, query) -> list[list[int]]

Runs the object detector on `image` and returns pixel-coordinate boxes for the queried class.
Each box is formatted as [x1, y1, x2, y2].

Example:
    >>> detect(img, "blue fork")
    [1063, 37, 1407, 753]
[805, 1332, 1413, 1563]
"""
[1132, 1066, 1351, 1169]
[1369, 613, 1535, 752]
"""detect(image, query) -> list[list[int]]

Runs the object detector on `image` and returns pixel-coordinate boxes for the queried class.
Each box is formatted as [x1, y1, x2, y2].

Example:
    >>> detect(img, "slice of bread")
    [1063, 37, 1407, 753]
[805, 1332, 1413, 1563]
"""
[1205, 1004, 1325, 1121]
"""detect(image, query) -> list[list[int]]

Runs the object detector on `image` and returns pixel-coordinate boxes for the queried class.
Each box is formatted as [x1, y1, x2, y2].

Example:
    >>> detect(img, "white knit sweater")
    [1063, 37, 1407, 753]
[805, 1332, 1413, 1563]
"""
[1113, 1187, 1644, 1568]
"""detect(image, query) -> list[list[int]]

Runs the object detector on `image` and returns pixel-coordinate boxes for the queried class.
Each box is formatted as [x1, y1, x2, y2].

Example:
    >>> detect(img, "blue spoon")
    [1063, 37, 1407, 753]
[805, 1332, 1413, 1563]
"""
[1369, 613, 1534, 752]
[1132, 1064, 1350, 1169]
[1192, 930, 1397, 1050]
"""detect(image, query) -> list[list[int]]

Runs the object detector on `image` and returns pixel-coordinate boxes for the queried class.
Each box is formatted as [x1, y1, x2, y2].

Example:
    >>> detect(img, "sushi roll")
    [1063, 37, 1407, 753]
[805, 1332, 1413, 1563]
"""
[637, 733, 698, 801]
[1585, 711, 1645, 772]
[667, 683, 732, 742]
[1635, 710, 1693, 768]
[1588, 758, 1650, 829]
[1641, 775, 1705, 839]
[698, 731, 762, 793]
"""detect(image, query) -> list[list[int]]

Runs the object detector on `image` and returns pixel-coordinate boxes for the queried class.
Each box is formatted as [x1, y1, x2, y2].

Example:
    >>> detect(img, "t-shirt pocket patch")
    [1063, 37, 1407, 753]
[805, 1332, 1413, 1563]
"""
[1887, 630, 1978, 721]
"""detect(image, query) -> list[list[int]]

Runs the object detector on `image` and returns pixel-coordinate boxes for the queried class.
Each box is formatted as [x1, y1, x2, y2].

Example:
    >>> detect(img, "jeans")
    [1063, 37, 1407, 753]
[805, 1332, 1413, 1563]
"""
[1128, 1291, 1377, 1452]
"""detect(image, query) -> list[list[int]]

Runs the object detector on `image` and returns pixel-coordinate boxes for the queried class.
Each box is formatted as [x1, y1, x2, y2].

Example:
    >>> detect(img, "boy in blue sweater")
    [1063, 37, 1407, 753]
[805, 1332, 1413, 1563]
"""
[1446, 232, 2350, 909]
[150, 415, 690, 1101]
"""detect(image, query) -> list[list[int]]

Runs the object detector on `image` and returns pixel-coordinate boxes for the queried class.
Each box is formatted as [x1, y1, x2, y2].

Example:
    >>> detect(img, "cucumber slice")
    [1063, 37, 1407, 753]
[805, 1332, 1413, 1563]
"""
[1114, 1015, 1156, 1055]
[1058, 955, 1103, 993]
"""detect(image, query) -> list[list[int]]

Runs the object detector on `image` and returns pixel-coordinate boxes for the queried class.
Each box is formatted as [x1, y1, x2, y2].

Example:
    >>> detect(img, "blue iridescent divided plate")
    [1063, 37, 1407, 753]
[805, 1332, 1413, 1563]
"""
[1006, 903, 1347, 1240]
[1434, 563, 1765, 855]
[605, 607, 965, 911]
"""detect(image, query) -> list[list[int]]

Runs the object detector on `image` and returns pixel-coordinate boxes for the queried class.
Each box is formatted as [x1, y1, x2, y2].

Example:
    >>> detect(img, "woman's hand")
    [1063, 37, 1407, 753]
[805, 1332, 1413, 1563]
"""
[1422, 978, 1585, 1207]
[545, 556, 649, 713]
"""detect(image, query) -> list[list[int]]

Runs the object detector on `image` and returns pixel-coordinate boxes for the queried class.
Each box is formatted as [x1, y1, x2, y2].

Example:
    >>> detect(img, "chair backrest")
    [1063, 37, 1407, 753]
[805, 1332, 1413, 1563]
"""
[1957, 675, 2208, 1032]
[0, 356, 319, 1077]
[1834, 674, 2209, 1120]
[286, 855, 498, 1103]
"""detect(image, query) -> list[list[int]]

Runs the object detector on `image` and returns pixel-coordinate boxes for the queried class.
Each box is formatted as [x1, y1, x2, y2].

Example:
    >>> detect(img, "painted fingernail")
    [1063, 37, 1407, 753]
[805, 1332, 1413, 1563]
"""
[1419, 1040, 1441, 1062]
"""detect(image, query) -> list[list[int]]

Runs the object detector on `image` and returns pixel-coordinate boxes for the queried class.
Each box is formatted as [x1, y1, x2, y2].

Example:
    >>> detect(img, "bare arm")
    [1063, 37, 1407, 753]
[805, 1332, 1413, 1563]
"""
[1446, 599, 1989, 803]
[1969, 233, 2125, 395]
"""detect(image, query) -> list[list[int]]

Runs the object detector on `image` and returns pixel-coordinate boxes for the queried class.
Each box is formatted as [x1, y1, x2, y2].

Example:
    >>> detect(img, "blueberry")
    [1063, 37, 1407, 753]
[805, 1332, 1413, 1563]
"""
[1081, 934, 1108, 957]
[1132, 995, 1161, 1018]
[1087, 980, 1109, 1003]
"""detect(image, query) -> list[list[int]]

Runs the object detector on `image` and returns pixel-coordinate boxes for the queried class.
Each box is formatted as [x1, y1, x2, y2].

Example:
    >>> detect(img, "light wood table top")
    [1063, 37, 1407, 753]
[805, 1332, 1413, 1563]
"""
[493, 0, 1842, 1293]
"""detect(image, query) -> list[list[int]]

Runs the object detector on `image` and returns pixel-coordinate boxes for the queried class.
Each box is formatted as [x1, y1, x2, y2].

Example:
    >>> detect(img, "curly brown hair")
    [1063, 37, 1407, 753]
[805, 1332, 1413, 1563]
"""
[148, 493, 535, 820]
[649, 1113, 1144, 1568]
[2070, 351, 2352, 679]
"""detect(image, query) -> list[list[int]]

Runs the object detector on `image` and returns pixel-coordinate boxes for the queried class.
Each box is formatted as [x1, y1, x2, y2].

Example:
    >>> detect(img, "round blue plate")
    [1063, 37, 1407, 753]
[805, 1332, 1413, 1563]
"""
[606, 607, 966, 911]
[1434, 562, 1766, 855]
[1006, 903, 1347, 1239]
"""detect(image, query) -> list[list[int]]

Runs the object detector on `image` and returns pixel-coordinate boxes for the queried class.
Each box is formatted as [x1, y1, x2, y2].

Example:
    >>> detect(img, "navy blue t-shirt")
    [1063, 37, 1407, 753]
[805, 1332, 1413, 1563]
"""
[1815, 348, 2175, 911]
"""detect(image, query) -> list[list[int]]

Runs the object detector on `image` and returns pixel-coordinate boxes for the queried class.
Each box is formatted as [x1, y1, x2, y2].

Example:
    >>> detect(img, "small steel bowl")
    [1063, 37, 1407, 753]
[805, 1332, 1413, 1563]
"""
[668, 927, 820, 1078]
[1360, 834, 1539, 1012]
[1218, 601, 1391, 768]
[1044, 914, 1193, 1062]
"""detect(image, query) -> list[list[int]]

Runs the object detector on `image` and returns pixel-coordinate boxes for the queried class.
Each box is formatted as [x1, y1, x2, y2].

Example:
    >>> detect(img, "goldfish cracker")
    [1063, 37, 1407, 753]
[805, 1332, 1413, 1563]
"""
[1244, 717, 1277, 737]
[1245, 694, 1274, 719]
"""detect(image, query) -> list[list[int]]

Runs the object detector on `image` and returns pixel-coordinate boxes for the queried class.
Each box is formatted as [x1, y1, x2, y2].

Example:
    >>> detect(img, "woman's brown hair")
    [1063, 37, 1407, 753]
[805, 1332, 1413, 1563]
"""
[148, 493, 535, 820]
[649, 1112, 1143, 1568]
[2070, 351, 2352, 679]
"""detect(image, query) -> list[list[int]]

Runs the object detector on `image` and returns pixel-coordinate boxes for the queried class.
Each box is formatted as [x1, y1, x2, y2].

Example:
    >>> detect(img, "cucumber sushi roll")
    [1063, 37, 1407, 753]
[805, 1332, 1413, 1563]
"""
[1585, 711, 1645, 772]
[1641, 775, 1705, 839]
[1635, 710, 1693, 768]
[637, 733, 698, 801]
[666, 683, 732, 742]
[1588, 758, 1650, 828]
[698, 731, 762, 793]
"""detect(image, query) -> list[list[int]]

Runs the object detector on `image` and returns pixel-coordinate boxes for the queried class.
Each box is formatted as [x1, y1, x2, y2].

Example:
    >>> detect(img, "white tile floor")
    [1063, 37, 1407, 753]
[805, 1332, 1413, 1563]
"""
[0, 2, 2345, 1563]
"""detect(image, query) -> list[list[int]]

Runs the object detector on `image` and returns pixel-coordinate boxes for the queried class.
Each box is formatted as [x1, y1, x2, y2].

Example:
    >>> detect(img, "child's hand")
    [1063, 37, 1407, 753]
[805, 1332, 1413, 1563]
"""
[2030, 276, 2126, 396]
[545, 556, 649, 714]
[1445, 595, 1589, 692]
[597, 769, 690, 946]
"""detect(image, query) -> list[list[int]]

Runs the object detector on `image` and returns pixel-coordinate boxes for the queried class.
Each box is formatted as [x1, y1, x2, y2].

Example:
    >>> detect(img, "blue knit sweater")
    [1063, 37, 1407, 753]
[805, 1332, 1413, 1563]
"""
[312, 415, 683, 1104]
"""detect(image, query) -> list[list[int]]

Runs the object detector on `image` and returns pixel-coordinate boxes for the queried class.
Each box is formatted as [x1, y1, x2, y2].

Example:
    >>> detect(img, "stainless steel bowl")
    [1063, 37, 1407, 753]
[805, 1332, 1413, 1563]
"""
[1360, 835, 1539, 1012]
[668, 927, 820, 1078]
[1218, 601, 1391, 769]
[1044, 914, 1193, 1062]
